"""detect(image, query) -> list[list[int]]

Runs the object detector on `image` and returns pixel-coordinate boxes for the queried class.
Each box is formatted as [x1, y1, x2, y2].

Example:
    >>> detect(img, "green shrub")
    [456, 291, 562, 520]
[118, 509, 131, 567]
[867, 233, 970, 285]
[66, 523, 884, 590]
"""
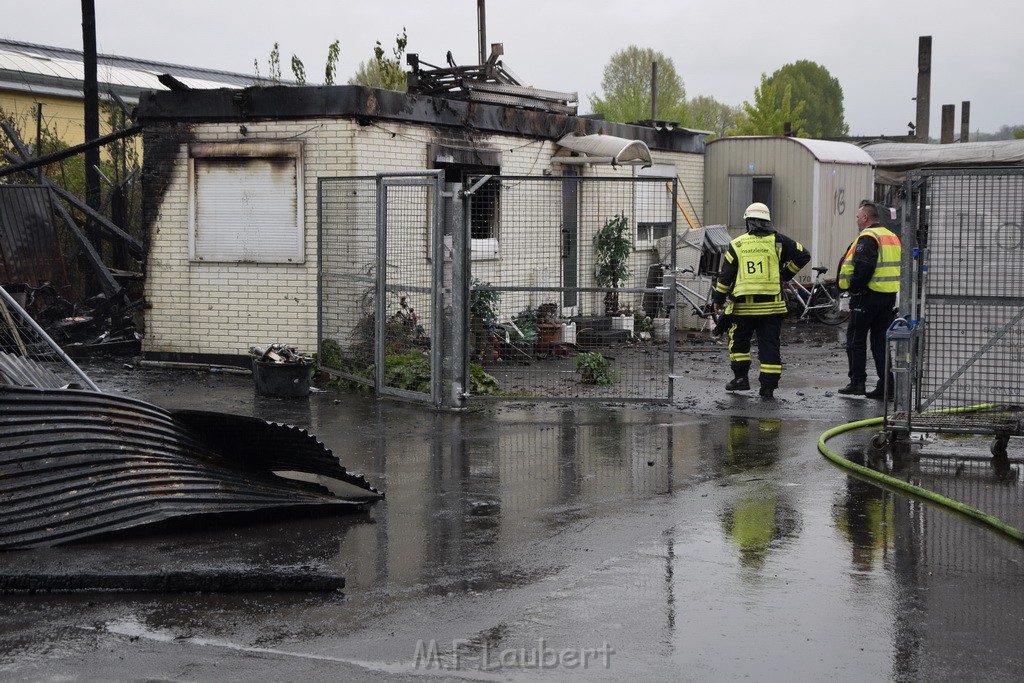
[574, 351, 618, 385]
[470, 362, 502, 395]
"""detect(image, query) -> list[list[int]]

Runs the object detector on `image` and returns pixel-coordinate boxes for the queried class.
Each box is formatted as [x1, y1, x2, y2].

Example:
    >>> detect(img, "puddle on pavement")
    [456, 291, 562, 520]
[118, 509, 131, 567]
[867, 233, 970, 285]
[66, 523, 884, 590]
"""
[6, 362, 1024, 681]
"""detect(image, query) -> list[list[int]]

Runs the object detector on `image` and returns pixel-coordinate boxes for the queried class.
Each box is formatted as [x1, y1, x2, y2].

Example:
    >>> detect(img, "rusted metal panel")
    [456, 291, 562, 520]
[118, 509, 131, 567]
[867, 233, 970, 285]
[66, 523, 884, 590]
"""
[0, 185, 66, 287]
[0, 386, 381, 549]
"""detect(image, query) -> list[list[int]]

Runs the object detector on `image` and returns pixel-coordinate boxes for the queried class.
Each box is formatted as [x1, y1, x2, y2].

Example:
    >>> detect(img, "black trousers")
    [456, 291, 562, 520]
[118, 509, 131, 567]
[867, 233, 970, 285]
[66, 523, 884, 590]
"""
[845, 291, 897, 386]
[728, 314, 783, 389]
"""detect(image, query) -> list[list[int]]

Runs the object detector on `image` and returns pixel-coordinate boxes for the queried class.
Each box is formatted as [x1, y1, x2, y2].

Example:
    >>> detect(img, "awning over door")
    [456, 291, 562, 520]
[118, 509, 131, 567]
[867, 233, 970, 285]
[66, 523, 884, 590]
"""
[553, 134, 652, 167]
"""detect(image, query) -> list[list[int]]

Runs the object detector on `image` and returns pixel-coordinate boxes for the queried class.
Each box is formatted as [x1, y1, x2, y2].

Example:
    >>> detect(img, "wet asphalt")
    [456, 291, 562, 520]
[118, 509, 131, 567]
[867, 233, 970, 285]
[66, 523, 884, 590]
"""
[2, 322, 1023, 682]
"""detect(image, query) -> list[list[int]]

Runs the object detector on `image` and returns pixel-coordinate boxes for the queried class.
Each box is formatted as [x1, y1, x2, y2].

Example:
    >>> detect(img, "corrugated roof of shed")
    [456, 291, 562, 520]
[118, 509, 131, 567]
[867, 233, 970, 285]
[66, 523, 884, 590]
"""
[0, 38, 276, 102]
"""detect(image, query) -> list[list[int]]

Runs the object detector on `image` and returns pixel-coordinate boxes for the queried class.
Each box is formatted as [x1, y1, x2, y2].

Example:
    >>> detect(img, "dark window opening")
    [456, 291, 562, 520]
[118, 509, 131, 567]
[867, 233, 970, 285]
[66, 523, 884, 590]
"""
[430, 145, 501, 245]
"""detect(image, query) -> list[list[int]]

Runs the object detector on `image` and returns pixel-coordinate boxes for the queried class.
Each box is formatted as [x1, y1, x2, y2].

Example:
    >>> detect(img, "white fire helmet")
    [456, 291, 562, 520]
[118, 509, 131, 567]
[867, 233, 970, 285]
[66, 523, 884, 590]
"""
[743, 202, 771, 222]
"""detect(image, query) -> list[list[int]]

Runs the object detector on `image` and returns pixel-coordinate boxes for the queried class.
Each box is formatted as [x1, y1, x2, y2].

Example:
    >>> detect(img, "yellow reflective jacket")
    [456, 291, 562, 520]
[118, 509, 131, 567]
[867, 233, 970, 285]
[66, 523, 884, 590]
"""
[713, 231, 809, 315]
[838, 226, 901, 293]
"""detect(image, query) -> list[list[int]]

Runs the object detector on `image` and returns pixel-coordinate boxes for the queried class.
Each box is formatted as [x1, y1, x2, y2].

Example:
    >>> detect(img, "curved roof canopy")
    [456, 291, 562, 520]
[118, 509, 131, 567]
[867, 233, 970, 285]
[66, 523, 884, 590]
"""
[864, 140, 1024, 169]
[864, 140, 1024, 185]
[554, 134, 652, 167]
[707, 136, 875, 165]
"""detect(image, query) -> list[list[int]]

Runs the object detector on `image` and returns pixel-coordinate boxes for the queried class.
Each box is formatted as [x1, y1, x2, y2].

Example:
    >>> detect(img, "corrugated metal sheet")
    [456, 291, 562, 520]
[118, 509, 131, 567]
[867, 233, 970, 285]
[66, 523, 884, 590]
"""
[0, 185, 66, 287]
[0, 386, 381, 549]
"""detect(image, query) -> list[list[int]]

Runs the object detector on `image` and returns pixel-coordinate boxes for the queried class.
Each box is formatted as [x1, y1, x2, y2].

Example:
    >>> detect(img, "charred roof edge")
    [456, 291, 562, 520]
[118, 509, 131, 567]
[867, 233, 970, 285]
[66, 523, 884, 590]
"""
[135, 85, 705, 154]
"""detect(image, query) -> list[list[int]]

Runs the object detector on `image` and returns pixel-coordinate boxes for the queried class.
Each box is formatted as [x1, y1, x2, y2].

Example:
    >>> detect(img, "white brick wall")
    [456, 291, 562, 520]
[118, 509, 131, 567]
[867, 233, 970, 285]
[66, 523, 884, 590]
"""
[143, 117, 705, 358]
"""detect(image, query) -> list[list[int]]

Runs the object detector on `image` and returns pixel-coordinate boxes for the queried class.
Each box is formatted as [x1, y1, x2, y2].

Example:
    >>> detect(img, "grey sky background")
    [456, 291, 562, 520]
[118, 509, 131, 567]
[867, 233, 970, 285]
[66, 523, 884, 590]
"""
[6, 0, 1023, 136]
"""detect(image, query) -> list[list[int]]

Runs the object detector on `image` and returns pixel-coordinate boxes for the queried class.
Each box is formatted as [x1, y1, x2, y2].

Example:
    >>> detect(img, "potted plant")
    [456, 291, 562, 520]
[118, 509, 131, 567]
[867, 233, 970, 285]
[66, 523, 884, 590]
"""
[594, 212, 633, 316]
[533, 302, 562, 353]
[470, 278, 501, 361]
[634, 310, 654, 340]
[574, 351, 618, 385]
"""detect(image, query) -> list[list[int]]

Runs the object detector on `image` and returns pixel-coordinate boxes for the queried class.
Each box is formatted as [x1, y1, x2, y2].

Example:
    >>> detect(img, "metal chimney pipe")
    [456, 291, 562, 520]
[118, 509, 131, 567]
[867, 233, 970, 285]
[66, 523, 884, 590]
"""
[940, 104, 954, 144]
[915, 36, 931, 142]
[477, 0, 487, 65]
[651, 61, 658, 121]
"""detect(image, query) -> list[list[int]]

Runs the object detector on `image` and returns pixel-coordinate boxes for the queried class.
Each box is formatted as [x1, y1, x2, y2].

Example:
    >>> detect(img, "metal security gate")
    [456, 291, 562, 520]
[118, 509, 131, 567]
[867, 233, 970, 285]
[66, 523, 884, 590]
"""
[884, 168, 1024, 454]
[319, 173, 680, 407]
[318, 172, 447, 404]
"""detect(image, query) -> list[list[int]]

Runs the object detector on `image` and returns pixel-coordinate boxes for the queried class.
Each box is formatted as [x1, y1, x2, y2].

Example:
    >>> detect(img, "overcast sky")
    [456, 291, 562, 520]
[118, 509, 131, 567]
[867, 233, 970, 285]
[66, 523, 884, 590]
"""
[6, 0, 1023, 136]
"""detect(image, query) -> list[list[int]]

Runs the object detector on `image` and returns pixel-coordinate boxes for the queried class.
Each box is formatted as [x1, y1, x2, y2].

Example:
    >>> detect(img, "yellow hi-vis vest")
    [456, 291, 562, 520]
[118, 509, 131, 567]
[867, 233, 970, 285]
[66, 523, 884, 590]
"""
[732, 233, 782, 297]
[838, 227, 901, 293]
[727, 233, 785, 315]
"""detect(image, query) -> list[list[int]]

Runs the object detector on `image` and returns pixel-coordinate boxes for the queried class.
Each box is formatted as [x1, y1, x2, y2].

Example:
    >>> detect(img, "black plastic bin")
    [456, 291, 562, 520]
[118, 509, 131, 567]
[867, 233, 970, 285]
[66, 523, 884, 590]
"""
[252, 359, 311, 398]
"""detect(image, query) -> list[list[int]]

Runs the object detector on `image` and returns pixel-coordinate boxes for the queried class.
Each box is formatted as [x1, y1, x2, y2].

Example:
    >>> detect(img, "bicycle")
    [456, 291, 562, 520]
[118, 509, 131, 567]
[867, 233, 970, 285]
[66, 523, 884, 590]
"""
[671, 267, 720, 332]
[781, 266, 849, 325]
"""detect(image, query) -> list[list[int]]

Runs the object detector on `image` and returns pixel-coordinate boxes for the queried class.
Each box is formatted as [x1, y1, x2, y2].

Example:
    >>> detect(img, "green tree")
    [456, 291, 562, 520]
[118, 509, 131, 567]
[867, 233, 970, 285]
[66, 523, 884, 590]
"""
[594, 212, 633, 314]
[325, 40, 341, 86]
[729, 73, 807, 136]
[349, 28, 409, 91]
[764, 60, 848, 137]
[588, 46, 686, 124]
[268, 43, 282, 84]
[1014, 127, 1024, 140]
[687, 95, 741, 138]
[290, 55, 306, 86]
[255, 40, 339, 85]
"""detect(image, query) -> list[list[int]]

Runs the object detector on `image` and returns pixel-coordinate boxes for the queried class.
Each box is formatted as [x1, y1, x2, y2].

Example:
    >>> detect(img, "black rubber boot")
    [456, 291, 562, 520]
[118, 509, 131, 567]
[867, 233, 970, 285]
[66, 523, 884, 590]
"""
[838, 381, 866, 395]
[864, 380, 893, 400]
[725, 376, 750, 391]
[759, 376, 779, 398]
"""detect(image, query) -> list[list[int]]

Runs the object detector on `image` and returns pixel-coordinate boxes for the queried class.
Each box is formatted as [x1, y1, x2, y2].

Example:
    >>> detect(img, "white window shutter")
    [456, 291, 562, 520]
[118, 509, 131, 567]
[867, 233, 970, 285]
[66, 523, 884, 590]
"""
[189, 143, 304, 263]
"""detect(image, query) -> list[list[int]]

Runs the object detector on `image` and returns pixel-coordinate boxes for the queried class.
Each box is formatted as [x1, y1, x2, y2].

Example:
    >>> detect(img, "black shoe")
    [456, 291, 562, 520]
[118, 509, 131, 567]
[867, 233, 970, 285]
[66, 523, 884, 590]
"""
[838, 382, 866, 395]
[864, 385, 892, 400]
[725, 376, 750, 391]
[759, 386, 774, 398]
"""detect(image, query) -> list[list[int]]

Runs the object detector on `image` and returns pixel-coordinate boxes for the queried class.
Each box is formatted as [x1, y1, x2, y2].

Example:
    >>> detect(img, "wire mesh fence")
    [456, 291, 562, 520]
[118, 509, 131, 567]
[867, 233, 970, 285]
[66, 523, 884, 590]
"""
[468, 175, 678, 402]
[317, 176, 378, 386]
[319, 173, 681, 405]
[888, 168, 1024, 446]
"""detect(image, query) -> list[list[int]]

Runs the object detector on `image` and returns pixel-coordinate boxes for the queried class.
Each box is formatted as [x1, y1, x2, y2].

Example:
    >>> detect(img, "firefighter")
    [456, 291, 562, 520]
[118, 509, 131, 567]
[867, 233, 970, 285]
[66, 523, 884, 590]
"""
[836, 201, 902, 398]
[712, 202, 810, 398]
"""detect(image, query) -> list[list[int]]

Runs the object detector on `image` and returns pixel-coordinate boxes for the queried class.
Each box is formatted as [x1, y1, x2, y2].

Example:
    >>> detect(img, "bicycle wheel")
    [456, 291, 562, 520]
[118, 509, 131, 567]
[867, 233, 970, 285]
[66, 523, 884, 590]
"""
[811, 284, 849, 325]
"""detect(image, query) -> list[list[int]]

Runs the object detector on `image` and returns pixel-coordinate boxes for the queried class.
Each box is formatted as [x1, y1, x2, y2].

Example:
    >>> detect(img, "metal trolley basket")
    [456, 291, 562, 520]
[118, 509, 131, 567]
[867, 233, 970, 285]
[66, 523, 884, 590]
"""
[876, 168, 1024, 458]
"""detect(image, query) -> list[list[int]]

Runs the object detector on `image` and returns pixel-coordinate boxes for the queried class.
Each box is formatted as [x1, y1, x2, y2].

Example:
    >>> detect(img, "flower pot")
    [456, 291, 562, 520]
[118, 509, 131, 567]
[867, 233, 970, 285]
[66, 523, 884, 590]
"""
[610, 315, 634, 337]
[652, 317, 671, 341]
[537, 323, 562, 353]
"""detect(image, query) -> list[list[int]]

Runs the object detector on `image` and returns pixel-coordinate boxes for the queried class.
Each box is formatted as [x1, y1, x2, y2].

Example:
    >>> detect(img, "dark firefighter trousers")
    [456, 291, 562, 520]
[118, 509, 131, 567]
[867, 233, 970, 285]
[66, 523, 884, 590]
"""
[846, 290, 897, 387]
[727, 313, 783, 390]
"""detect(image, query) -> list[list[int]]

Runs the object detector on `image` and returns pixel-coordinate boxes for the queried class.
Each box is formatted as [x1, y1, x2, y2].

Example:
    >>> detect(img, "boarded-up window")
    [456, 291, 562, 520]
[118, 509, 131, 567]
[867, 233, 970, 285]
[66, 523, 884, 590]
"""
[189, 142, 304, 263]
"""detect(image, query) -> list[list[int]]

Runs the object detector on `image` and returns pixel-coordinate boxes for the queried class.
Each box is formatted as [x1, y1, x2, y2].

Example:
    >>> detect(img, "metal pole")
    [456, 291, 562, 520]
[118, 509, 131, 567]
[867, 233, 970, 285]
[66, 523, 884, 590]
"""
[374, 179, 387, 395]
[0, 286, 101, 392]
[477, 0, 487, 65]
[651, 61, 658, 121]
[35, 102, 42, 156]
[915, 36, 932, 142]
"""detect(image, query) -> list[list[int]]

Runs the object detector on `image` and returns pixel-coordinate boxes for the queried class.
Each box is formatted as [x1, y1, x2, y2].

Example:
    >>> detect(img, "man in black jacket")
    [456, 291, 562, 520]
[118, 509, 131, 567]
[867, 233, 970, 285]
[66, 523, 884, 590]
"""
[712, 203, 810, 398]
[836, 201, 902, 398]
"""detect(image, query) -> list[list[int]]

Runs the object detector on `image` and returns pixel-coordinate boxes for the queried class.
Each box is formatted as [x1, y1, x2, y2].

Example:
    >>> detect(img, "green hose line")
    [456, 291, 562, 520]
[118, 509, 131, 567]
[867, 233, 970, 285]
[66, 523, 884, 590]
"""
[818, 415, 1024, 544]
